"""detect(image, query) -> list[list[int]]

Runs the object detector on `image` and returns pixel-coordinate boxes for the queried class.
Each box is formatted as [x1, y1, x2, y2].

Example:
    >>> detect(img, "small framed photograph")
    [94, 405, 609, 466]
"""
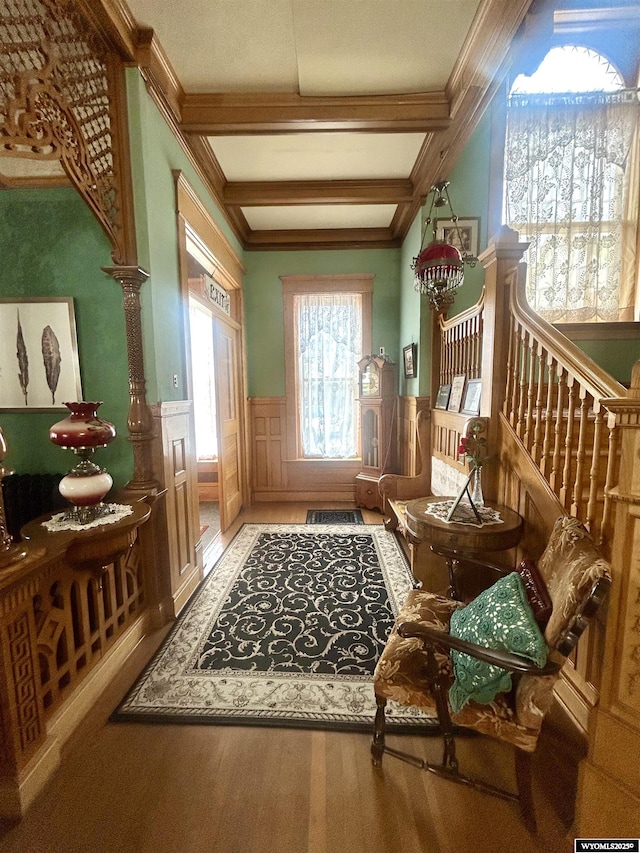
[403, 343, 417, 378]
[436, 217, 479, 258]
[447, 374, 466, 413]
[0, 297, 82, 411]
[461, 378, 482, 415]
[434, 383, 451, 410]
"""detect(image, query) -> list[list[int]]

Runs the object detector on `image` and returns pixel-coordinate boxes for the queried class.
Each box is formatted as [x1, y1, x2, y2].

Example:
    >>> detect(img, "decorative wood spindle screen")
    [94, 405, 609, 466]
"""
[0, 0, 129, 262]
[37, 545, 145, 715]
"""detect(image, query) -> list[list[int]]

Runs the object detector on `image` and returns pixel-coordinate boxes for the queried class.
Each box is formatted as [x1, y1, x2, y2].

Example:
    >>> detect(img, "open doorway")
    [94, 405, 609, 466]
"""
[189, 296, 221, 561]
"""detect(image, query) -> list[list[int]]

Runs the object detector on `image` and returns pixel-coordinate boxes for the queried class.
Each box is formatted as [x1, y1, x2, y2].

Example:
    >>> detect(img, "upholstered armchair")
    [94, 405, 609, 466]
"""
[371, 515, 611, 832]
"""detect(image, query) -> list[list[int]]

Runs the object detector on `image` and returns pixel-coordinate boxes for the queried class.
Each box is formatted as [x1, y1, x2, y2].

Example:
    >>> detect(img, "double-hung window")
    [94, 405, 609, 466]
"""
[503, 46, 639, 322]
[282, 275, 373, 460]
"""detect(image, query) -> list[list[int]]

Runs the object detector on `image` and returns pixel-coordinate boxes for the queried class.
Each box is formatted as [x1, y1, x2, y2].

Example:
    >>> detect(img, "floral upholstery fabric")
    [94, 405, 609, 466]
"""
[373, 516, 611, 754]
[373, 589, 549, 752]
[537, 516, 611, 647]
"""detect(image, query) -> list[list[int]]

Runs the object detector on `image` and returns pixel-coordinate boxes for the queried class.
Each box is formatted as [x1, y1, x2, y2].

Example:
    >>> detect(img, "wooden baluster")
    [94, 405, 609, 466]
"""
[586, 406, 604, 536]
[463, 319, 471, 378]
[571, 389, 591, 519]
[553, 370, 569, 500]
[442, 329, 448, 386]
[531, 343, 546, 465]
[600, 412, 620, 548]
[516, 330, 528, 439]
[443, 328, 450, 385]
[523, 332, 536, 451]
[505, 318, 518, 422]
[540, 356, 556, 478]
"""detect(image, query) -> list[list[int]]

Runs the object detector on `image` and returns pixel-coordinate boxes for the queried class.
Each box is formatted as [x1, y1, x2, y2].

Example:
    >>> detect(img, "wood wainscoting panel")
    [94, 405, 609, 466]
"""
[398, 396, 430, 476]
[249, 397, 360, 502]
[151, 401, 202, 616]
[250, 398, 286, 498]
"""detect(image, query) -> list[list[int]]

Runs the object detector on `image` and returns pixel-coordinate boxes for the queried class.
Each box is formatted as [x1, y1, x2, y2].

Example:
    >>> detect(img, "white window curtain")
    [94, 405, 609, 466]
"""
[504, 91, 639, 322]
[295, 292, 362, 459]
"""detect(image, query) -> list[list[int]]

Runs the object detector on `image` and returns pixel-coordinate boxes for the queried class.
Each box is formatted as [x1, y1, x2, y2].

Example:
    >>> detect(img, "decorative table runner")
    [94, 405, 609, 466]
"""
[42, 502, 134, 532]
[423, 499, 504, 528]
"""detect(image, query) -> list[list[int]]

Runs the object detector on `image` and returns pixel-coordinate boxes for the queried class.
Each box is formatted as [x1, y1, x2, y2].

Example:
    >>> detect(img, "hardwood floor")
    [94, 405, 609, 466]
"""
[0, 503, 581, 852]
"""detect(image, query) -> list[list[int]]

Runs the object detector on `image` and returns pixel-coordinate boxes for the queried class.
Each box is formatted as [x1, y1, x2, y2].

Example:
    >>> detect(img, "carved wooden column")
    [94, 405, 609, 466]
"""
[574, 361, 640, 835]
[102, 266, 159, 498]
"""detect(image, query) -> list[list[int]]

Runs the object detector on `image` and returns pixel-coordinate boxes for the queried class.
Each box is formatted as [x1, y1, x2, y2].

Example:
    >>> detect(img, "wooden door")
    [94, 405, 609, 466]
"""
[214, 317, 243, 530]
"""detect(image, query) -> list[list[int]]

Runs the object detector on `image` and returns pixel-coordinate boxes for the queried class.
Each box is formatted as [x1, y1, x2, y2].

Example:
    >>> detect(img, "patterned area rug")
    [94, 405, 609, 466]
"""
[112, 524, 436, 731]
[306, 509, 364, 524]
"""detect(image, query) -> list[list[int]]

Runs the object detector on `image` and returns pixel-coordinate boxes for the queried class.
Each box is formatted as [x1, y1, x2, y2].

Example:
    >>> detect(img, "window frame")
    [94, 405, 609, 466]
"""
[499, 45, 640, 324]
[281, 274, 373, 462]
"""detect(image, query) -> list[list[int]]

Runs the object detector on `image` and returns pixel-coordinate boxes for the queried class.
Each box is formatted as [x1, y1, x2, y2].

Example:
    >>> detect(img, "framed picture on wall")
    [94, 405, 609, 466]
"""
[436, 217, 479, 257]
[447, 374, 466, 413]
[403, 343, 417, 378]
[461, 378, 482, 415]
[434, 384, 451, 410]
[0, 298, 82, 411]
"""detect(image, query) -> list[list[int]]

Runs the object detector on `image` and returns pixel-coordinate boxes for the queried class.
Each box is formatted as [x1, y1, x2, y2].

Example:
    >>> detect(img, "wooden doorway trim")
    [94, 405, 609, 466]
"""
[174, 172, 248, 531]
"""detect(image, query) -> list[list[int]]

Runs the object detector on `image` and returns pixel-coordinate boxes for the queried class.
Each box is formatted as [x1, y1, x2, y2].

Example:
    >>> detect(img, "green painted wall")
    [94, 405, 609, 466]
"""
[444, 114, 492, 315]
[243, 249, 401, 398]
[572, 339, 638, 386]
[397, 110, 493, 397]
[125, 69, 244, 403]
[398, 213, 424, 396]
[0, 188, 132, 486]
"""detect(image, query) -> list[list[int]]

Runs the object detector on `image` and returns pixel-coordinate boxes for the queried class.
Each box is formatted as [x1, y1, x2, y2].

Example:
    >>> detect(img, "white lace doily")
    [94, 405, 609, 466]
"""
[423, 500, 504, 528]
[42, 503, 134, 532]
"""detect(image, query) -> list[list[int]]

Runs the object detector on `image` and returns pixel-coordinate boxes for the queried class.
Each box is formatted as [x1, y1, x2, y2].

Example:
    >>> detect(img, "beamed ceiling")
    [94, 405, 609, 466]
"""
[2, 0, 637, 251]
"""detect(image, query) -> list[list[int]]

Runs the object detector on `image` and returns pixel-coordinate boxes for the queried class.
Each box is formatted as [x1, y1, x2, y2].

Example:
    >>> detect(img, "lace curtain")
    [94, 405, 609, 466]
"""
[295, 292, 362, 458]
[504, 91, 639, 322]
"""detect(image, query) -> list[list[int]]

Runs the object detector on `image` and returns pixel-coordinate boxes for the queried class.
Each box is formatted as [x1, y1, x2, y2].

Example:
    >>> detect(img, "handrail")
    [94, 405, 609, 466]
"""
[511, 263, 627, 401]
[434, 233, 631, 551]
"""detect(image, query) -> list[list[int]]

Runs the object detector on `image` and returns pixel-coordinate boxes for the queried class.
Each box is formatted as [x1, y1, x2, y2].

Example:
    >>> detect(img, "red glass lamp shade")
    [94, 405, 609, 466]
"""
[412, 240, 464, 312]
[49, 402, 116, 450]
[49, 402, 117, 524]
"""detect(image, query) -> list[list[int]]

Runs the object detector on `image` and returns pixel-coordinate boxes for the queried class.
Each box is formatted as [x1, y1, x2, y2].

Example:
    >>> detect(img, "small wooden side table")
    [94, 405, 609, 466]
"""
[405, 496, 523, 598]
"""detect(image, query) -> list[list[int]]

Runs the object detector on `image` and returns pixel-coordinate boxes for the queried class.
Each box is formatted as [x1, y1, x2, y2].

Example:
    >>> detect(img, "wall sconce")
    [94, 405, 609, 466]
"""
[49, 402, 116, 524]
[412, 181, 477, 314]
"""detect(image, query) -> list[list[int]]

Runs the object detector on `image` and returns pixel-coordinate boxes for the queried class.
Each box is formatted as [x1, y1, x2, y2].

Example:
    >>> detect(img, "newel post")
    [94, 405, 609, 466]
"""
[101, 265, 159, 498]
[478, 226, 528, 500]
[574, 360, 640, 835]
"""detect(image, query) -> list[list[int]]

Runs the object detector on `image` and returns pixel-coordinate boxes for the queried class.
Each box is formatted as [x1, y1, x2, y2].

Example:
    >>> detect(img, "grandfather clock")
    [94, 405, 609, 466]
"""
[355, 355, 397, 512]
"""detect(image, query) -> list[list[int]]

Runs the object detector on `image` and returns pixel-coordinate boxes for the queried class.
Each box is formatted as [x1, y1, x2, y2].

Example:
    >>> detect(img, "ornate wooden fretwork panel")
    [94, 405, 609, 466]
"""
[0, 0, 127, 261]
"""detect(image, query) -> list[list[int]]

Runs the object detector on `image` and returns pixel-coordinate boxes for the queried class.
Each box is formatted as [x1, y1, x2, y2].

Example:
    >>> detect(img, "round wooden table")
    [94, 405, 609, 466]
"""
[405, 496, 523, 598]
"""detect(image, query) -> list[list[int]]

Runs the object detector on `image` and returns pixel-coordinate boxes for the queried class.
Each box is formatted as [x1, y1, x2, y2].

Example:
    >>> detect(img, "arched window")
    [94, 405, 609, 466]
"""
[503, 46, 639, 322]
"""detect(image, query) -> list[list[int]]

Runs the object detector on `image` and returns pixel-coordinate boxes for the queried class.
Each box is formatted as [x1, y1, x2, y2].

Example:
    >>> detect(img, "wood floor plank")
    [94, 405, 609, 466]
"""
[0, 502, 577, 853]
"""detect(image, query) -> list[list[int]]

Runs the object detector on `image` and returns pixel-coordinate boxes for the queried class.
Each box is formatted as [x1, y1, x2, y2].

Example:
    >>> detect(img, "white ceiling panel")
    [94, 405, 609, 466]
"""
[126, 0, 300, 92]
[209, 132, 426, 181]
[293, 0, 481, 95]
[242, 204, 397, 230]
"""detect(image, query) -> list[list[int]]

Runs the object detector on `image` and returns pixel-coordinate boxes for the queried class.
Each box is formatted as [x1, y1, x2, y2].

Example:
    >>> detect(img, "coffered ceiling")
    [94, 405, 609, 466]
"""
[129, 0, 532, 250]
[6, 1, 634, 251]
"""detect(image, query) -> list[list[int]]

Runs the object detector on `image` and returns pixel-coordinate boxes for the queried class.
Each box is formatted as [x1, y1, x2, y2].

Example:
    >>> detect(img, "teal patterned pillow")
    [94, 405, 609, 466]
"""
[448, 572, 548, 713]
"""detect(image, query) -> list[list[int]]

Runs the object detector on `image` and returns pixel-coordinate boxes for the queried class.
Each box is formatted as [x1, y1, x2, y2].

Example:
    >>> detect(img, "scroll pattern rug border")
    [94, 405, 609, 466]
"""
[112, 524, 437, 731]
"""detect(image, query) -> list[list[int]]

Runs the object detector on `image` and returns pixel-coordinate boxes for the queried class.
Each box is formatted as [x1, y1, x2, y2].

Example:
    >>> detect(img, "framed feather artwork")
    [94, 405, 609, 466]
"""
[0, 298, 82, 411]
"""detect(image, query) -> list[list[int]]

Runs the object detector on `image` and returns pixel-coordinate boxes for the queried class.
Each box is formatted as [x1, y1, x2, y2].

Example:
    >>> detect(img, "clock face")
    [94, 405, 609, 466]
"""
[361, 364, 380, 396]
